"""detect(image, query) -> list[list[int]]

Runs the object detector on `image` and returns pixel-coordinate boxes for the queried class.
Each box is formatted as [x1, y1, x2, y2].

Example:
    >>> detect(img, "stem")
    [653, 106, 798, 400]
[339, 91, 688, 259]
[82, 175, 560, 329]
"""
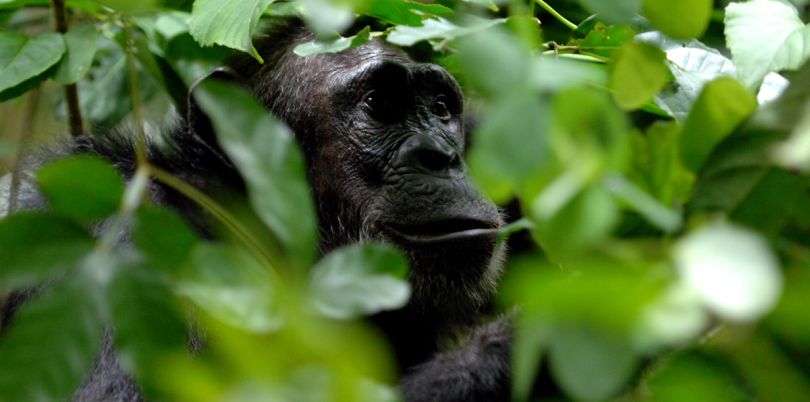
[6, 89, 40, 215]
[149, 167, 281, 275]
[49, 0, 84, 136]
[535, 0, 577, 30]
[122, 19, 148, 167]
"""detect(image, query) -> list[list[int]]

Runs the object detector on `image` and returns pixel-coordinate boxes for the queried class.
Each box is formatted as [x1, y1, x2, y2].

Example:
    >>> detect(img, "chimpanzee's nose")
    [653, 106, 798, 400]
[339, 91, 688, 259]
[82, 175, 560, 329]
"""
[395, 133, 462, 175]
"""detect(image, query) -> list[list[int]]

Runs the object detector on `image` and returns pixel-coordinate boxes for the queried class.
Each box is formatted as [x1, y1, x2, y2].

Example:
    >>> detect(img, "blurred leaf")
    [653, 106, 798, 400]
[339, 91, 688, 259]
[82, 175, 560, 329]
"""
[531, 184, 619, 257]
[95, 0, 160, 13]
[679, 77, 757, 172]
[512, 318, 550, 402]
[674, 220, 782, 321]
[468, 91, 550, 203]
[194, 81, 317, 267]
[630, 122, 693, 207]
[643, 0, 711, 40]
[603, 173, 682, 233]
[0, 213, 94, 290]
[634, 282, 708, 350]
[110, 264, 188, 399]
[190, 0, 274, 62]
[133, 206, 200, 273]
[610, 41, 669, 110]
[645, 352, 750, 402]
[576, 0, 641, 24]
[387, 16, 506, 47]
[548, 326, 639, 402]
[178, 243, 283, 333]
[36, 155, 124, 223]
[0, 278, 105, 402]
[456, 28, 530, 96]
[0, 31, 65, 92]
[294, 26, 371, 57]
[309, 243, 410, 320]
[570, 23, 636, 58]
[357, 0, 452, 26]
[529, 55, 608, 92]
[725, 0, 810, 89]
[54, 25, 100, 85]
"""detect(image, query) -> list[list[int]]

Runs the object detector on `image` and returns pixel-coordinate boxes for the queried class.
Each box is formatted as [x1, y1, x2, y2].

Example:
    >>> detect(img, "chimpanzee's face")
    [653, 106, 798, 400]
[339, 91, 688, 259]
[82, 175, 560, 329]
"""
[251, 39, 504, 316]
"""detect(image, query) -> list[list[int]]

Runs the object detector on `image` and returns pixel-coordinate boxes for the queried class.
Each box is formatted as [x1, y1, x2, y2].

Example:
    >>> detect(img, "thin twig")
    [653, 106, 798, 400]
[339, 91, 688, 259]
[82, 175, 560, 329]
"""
[535, 0, 577, 30]
[49, 0, 84, 136]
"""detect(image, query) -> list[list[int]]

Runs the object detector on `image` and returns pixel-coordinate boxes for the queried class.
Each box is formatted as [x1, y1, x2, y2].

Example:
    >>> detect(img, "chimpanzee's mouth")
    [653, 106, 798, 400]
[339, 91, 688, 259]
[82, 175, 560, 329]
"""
[383, 218, 499, 243]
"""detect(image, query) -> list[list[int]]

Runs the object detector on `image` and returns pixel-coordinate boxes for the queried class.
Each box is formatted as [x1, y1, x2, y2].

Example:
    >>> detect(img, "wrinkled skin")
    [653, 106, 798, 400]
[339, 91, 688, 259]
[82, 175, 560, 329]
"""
[1, 19, 512, 402]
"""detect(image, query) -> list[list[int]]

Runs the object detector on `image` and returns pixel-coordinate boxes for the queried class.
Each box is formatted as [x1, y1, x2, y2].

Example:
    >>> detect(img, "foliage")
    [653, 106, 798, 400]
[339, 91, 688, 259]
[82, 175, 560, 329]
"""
[1, 0, 810, 401]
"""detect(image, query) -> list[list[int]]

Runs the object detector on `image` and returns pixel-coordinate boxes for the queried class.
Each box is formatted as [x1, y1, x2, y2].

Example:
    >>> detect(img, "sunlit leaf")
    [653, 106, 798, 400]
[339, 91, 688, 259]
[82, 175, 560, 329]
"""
[643, 0, 712, 39]
[0, 212, 94, 290]
[679, 77, 757, 172]
[309, 243, 410, 320]
[674, 220, 782, 321]
[190, 0, 274, 62]
[36, 155, 124, 223]
[387, 16, 506, 47]
[294, 26, 371, 57]
[194, 81, 317, 266]
[725, 0, 810, 89]
[0, 31, 64, 92]
[610, 41, 669, 110]
[358, 0, 452, 26]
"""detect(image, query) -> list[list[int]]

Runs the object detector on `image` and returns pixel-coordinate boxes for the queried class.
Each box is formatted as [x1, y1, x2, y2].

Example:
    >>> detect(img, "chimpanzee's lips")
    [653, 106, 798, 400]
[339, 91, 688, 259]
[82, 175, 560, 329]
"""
[383, 218, 500, 243]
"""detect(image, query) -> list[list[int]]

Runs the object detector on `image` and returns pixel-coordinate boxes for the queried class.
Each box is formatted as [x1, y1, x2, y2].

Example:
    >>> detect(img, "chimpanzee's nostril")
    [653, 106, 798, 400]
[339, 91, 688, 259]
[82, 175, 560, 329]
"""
[395, 133, 461, 174]
[416, 148, 455, 172]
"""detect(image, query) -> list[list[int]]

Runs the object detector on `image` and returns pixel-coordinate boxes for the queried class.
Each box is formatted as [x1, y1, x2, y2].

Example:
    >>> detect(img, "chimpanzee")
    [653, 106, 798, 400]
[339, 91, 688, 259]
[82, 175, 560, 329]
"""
[2, 17, 512, 402]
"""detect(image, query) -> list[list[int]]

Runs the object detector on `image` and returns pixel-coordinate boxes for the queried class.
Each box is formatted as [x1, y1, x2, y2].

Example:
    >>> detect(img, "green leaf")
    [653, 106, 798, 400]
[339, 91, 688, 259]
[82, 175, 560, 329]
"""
[386, 16, 505, 47]
[468, 91, 550, 203]
[530, 185, 619, 257]
[133, 206, 200, 274]
[293, 26, 371, 57]
[569, 23, 636, 58]
[0, 31, 65, 92]
[549, 326, 639, 401]
[110, 265, 188, 399]
[178, 243, 283, 332]
[0, 212, 94, 290]
[603, 174, 682, 233]
[643, 0, 712, 39]
[725, 0, 810, 89]
[674, 220, 782, 321]
[679, 77, 758, 172]
[54, 25, 100, 84]
[645, 352, 751, 401]
[94, 0, 159, 13]
[0, 278, 105, 402]
[193, 81, 317, 266]
[37, 155, 125, 223]
[576, 0, 642, 24]
[190, 0, 274, 62]
[610, 41, 669, 110]
[309, 243, 410, 320]
[357, 0, 452, 26]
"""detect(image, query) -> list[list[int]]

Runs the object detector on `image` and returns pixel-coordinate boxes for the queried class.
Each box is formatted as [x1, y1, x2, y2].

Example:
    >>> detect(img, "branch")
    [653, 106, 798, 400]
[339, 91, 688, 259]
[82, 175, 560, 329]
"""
[49, 0, 84, 136]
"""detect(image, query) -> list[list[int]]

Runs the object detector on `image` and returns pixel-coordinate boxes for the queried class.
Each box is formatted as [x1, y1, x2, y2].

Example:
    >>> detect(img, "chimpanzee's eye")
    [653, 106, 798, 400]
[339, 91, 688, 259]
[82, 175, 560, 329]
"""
[433, 94, 451, 119]
[364, 90, 387, 113]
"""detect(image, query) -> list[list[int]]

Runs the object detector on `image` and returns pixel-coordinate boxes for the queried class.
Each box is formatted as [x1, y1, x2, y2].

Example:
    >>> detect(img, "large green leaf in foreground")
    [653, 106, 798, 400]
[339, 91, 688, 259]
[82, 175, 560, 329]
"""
[193, 81, 317, 267]
[309, 243, 410, 320]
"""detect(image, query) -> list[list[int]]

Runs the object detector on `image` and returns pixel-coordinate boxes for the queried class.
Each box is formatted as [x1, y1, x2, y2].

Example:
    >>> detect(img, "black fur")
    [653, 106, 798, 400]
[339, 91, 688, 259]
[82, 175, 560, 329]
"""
[2, 17, 512, 401]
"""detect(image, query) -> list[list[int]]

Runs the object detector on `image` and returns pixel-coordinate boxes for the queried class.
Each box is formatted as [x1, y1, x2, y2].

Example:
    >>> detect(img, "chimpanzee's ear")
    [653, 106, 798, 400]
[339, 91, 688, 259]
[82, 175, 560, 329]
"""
[186, 67, 241, 147]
